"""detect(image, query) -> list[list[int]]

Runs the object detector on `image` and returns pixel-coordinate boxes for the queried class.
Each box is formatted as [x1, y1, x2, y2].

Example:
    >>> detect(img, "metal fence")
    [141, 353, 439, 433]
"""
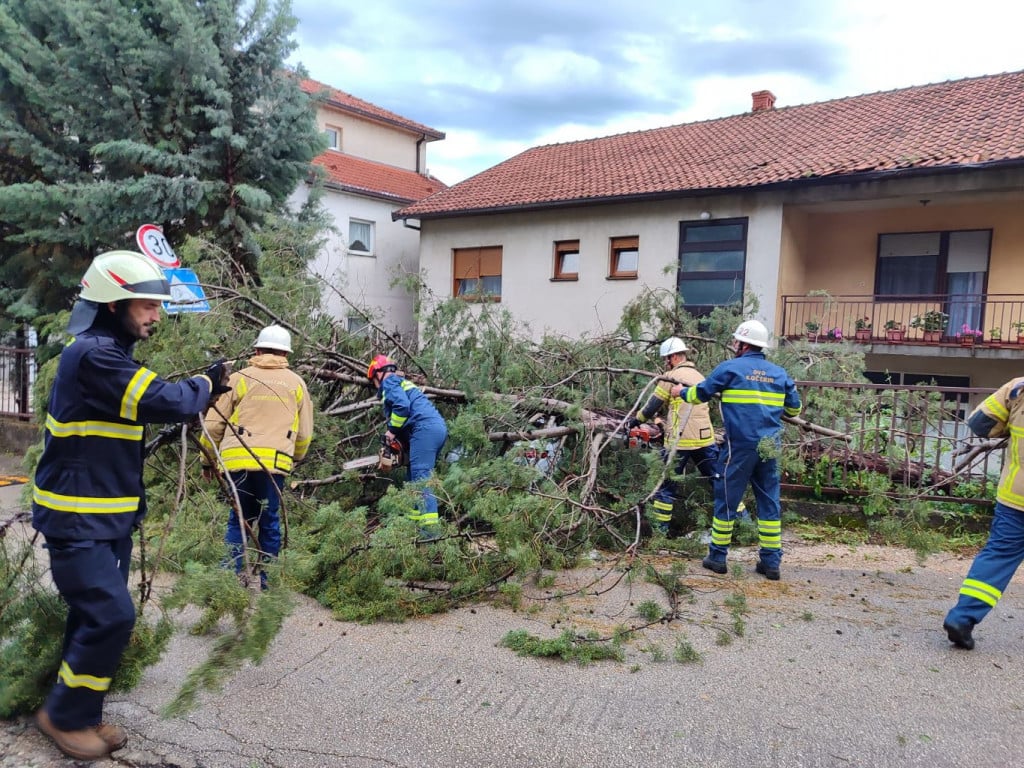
[0, 345, 35, 419]
[788, 380, 999, 506]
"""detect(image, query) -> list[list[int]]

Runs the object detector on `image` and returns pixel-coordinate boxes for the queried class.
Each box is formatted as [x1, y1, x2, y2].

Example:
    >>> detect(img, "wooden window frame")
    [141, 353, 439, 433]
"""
[608, 236, 639, 280]
[453, 246, 503, 302]
[553, 240, 580, 281]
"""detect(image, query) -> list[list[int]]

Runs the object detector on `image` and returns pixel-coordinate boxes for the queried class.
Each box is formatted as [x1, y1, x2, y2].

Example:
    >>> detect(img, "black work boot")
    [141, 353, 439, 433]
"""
[943, 620, 975, 650]
[755, 561, 781, 581]
[701, 556, 727, 574]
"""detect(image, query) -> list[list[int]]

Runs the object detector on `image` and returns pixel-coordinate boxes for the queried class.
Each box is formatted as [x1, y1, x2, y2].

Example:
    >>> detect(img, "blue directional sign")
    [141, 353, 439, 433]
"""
[162, 268, 210, 314]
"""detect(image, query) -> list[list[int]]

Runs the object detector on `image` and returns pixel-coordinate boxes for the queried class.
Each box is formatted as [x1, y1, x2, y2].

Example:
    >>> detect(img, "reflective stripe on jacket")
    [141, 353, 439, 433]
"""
[32, 328, 213, 540]
[684, 350, 801, 446]
[201, 353, 314, 474]
[379, 375, 444, 436]
[638, 362, 714, 449]
[967, 377, 1024, 511]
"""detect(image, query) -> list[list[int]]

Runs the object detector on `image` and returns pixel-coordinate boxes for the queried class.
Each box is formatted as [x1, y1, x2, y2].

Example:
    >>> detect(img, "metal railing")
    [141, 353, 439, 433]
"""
[781, 293, 1024, 344]
[0, 346, 35, 419]
[786, 380, 999, 506]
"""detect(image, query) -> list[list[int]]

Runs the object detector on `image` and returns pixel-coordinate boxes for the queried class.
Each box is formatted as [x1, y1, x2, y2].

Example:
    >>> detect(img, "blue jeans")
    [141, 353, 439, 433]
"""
[44, 537, 135, 730]
[945, 501, 1024, 628]
[224, 470, 285, 571]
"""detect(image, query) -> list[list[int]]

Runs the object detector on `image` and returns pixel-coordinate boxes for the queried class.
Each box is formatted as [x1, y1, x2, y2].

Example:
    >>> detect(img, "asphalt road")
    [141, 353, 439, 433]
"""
[3, 455, 1022, 768]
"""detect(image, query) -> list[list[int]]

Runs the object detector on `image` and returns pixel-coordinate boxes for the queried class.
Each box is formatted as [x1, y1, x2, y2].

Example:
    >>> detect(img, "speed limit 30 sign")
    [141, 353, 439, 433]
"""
[136, 224, 180, 268]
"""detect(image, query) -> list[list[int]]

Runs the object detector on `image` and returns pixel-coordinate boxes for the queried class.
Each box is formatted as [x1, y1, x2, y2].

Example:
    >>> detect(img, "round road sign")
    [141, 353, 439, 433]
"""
[136, 224, 180, 268]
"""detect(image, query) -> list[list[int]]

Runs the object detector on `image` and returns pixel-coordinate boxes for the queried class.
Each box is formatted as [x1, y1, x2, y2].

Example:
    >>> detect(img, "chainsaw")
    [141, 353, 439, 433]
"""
[627, 421, 663, 449]
[377, 433, 405, 471]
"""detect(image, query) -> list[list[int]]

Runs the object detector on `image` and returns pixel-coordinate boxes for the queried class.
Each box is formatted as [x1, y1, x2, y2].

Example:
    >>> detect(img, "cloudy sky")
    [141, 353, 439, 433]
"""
[288, 0, 1024, 186]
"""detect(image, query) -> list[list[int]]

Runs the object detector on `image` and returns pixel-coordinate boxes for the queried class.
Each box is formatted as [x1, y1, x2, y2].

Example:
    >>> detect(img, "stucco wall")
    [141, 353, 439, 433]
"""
[418, 195, 785, 341]
[292, 185, 421, 340]
[316, 109, 422, 171]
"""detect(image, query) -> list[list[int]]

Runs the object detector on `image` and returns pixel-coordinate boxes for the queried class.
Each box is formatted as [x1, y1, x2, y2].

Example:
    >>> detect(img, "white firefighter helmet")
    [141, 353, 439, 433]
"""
[659, 336, 689, 357]
[732, 319, 771, 348]
[254, 324, 292, 353]
[67, 250, 172, 334]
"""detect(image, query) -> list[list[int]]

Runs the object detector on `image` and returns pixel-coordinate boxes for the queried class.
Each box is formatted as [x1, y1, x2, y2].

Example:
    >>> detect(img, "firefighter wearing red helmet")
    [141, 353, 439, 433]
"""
[367, 355, 448, 540]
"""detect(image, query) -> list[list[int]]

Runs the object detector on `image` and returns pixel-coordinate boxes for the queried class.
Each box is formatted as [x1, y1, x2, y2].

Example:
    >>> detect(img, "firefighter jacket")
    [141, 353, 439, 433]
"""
[683, 349, 801, 447]
[200, 353, 313, 475]
[32, 327, 214, 541]
[378, 374, 444, 438]
[637, 361, 715, 450]
[967, 376, 1024, 511]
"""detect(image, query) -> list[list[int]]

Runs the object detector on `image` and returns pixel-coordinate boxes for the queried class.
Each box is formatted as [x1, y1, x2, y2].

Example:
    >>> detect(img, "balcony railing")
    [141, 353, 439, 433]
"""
[780, 294, 1024, 345]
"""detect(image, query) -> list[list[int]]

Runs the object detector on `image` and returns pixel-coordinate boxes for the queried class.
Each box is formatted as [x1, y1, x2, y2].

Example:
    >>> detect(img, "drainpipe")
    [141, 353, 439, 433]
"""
[415, 135, 425, 174]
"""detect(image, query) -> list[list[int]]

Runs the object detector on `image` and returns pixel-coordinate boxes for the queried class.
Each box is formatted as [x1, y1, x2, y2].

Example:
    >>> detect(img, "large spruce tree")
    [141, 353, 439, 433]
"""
[0, 0, 324, 324]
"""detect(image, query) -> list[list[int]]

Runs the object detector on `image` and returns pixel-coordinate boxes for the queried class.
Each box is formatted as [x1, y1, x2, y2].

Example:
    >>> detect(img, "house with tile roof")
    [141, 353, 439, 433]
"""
[292, 77, 446, 340]
[396, 70, 1024, 391]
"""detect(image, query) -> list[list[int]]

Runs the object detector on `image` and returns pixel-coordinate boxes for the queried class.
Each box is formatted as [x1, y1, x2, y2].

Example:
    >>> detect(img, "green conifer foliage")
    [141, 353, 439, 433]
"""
[0, 0, 324, 323]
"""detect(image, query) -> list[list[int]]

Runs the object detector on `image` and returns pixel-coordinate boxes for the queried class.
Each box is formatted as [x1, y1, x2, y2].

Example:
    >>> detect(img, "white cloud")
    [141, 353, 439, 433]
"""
[290, 0, 1024, 184]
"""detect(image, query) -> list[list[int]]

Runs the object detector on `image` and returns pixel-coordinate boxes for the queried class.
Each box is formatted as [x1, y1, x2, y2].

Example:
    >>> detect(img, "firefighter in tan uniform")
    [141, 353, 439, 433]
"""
[944, 376, 1024, 650]
[628, 337, 719, 535]
[201, 325, 313, 589]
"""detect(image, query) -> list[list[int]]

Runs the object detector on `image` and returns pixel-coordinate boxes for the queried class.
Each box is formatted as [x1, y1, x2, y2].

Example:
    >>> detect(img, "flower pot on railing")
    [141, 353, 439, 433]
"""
[922, 330, 942, 343]
[958, 334, 976, 347]
[854, 329, 871, 342]
[885, 326, 905, 343]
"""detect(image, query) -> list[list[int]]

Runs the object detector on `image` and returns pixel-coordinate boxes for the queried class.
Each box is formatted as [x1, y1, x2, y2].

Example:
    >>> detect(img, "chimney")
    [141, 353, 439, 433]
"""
[751, 90, 776, 112]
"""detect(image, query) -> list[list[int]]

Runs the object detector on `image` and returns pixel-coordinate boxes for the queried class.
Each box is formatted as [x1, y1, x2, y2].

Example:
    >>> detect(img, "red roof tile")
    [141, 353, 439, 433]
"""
[299, 77, 444, 141]
[312, 151, 446, 204]
[398, 70, 1024, 219]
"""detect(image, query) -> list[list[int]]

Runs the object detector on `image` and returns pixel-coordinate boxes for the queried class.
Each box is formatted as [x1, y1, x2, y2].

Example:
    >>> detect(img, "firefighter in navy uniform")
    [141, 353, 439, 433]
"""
[628, 336, 719, 534]
[672, 320, 801, 579]
[943, 376, 1024, 650]
[31, 250, 229, 760]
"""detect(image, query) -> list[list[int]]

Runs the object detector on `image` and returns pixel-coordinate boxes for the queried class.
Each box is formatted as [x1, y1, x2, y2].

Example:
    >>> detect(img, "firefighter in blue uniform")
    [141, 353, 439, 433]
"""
[367, 355, 448, 540]
[943, 376, 1024, 650]
[31, 250, 229, 760]
[672, 320, 801, 580]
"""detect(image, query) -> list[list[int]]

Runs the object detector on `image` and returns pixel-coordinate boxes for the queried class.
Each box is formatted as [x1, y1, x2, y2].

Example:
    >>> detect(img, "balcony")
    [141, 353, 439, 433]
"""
[780, 294, 1024, 354]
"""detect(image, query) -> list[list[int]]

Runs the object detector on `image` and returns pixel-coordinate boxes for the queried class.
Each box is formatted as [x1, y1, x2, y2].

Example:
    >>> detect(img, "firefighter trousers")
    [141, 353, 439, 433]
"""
[707, 444, 783, 568]
[649, 445, 719, 525]
[945, 501, 1024, 629]
[43, 536, 135, 730]
[406, 417, 448, 526]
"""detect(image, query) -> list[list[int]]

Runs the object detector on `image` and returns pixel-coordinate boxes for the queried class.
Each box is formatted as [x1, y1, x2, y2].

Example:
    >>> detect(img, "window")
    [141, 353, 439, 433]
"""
[453, 246, 502, 300]
[874, 230, 990, 297]
[346, 316, 369, 337]
[553, 240, 580, 280]
[324, 125, 341, 150]
[677, 219, 747, 314]
[348, 219, 374, 255]
[608, 236, 639, 279]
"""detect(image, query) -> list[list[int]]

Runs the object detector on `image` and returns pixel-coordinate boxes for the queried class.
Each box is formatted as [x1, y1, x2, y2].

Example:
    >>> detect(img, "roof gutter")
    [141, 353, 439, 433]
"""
[394, 159, 1024, 221]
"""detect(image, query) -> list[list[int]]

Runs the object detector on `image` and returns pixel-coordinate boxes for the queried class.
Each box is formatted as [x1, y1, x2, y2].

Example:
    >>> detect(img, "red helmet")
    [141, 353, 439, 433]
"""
[366, 354, 396, 380]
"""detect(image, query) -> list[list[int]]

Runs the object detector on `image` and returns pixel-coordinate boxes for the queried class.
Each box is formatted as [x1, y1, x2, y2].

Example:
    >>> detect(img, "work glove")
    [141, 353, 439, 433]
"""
[626, 416, 641, 430]
[204, 358, 233, 396]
